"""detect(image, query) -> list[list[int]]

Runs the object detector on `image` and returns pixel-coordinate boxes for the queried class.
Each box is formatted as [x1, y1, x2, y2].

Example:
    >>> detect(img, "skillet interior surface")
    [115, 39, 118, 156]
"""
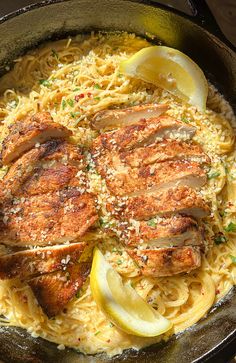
[0, 1, 235, 362]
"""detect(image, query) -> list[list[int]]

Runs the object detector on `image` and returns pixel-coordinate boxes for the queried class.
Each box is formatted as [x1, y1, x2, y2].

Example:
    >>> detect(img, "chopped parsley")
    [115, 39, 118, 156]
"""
[181, 117, 191, 124]
[39, 79, 50, 87]
[214, 234, 227, 245]
[109, 322, 114, 328]
[230, 255, 236, 264]
[94, 97, 101, 101]
[73, 87, 80, 92]
[147, 218, 157, 227]
[224, 222, 236, 233]
[70, 111, 80, 118]
[51, 49, 59, 59]
[94, 331, 100, 336]
[94, 84, 101, 89]
[112, 247, 117, 253]
[75, 291, 80, 298]
[67, 98, 74, 107]
[62, 99, 66, 110]
[117, 259, 123, 265]
[207, 171, 220, 179]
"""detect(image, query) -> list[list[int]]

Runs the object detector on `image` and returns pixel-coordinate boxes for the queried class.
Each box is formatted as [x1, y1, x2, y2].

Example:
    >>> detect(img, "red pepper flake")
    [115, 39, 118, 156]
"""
[87, 92, 92, 97]
[75, 94, 85, 101]
[216, 289, 220, 295]
[77, 337, 81, 341]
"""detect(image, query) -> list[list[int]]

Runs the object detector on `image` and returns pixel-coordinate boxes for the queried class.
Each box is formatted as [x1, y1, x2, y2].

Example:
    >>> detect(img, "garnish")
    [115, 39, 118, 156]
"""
[94, 331, 101, 336]
[39, 79, 50, 87]
[181, 117, 191, 124]
[214, 233, 227, 245]
[207, 171, 220, 179]
[94, 84, 101, 89]
[51, 49, 59, 59]
[147, 218, 157, 227]
[67, 99, 74, 107]
[229, 255, 236, 264]
[75, 291, 80, 298]
[224, 222, 236, 233]
[70, 111, 80, 118]
[94, 97, 101, 101]
[62, 99, 66, 110]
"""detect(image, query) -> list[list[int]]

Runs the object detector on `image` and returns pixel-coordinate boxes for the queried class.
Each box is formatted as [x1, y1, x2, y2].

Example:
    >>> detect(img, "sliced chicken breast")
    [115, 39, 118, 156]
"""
[1, 112, 72, 165]
[110, 186, 210, 220]
[127, 246, 201, 277]
[120, 140, 210, 168]
[120, 216, 204, 248]
[91, 103, 169, 129]
[93, 116, 196, 153]
[0, 242, 93, 280]
[0, 189, 98, 246]
[105, 160, 207, 196]
[28, 262, 90, 317]
[0, 140, 86, 201]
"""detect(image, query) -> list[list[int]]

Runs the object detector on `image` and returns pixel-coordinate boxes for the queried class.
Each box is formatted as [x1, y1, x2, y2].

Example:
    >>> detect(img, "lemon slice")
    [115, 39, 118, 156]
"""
[90, 248, 172, 337]
[120, 46, 208, 111]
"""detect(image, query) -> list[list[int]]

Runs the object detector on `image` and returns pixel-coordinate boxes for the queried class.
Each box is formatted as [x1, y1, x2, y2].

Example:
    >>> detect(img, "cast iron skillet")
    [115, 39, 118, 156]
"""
[0, 1, 235, 362]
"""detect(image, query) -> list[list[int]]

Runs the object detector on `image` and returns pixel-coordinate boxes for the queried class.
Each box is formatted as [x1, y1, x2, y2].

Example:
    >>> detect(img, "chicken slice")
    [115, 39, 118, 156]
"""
[127, 246, 201, 277]
[0, 140, 86, 201]
[0, 189, 98, 246]
[1, 112, 72, 165]
[119, 140, 210, 168]
[0, 242, 93, 280]
[28, 262, 90, 317]
[93, 116, 196, 153]
[120, 216, 204, 248]
[105, 160, 207, 197]
[91, 103, 169, 129]
[109, 186, 210, 220]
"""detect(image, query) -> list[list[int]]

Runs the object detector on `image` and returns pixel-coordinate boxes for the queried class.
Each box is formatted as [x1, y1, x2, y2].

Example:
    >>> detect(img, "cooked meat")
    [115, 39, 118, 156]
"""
[110, 186, 210, 220]
[120, 216, 204, 248]
[0, 242, 93, 280]
[0, 140, 86, 201]
[91, 103, 169, 129]
[28, 262, 90, 317]
[119, 140, 210, 168]
[92, 116, 196, 153]
[104, 159, 207, 196]
[0, 189, 98, 246]
[1, 112, 72, 165]
[127, 246, 201, 277]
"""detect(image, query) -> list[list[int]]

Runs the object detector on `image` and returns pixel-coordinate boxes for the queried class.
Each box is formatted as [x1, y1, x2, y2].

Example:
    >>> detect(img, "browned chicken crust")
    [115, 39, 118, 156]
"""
[92, 103, 169, 129]
[0, 242, 92, 280]
[119, 140, 210, 167]
[1, 112, 72, 165]
[0, 189, 98, 246]
[127, 246, 201, 277]
[0, 140, 86, 201]
[28, 262, 90, 317]
[109, 186, 210, 220]
[120, 216, 204, 248]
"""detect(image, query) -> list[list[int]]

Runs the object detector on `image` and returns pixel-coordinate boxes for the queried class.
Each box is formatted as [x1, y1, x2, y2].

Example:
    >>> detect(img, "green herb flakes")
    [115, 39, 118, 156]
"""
[224, 222, 236, 233]
[62, 99, 66, 110]
[147, 218, 157, 227]
[207, 171, 220, 179]
[230, 255, 236, 264]
[39, 79, 50, 87]
[214, 234, 227, 245]
[67, 99, 74, 107]
[94, 84, 101, 89]
[51, 49, 59, 59]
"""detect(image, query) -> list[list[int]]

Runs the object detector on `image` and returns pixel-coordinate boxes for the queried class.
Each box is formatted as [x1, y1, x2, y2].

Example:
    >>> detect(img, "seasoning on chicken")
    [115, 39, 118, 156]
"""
[28, 262, 91, 317]
[0, 242, 93, 280]
[127, 246, 201, 277]
[108, 186, 210, 220]
[0, 188, 98, 246]
[1, 112, 72, 165]
[0, 140, 86, 201]
[91, 103, 169, 129]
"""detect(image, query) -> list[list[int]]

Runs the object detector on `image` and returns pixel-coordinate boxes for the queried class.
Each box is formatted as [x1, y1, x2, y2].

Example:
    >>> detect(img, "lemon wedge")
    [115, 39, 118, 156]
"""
[90, 248, 172, 337]
[120, 46, 208, 111]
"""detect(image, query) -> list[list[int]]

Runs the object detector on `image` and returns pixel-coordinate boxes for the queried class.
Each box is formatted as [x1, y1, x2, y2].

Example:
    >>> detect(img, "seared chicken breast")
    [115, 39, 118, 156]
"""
[1, 112, 72, 165]
[0, 242, 93, 280]
[109, 186, 210, 220]
[92, 103, 169, 129]
[28, 262, 90, 317]
[120, 216, 204, 248]
[0, 189, 98, 246]
[127, 246, 201, 277]
[0, 140, 86, 201]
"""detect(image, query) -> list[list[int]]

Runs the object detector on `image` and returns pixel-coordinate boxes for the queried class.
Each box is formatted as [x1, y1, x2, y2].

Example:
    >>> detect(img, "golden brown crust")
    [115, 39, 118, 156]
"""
[1, 112, 72, 165]
[120, 216, 204, 248]
[127, 246, 201, 277]
[109, 186, 210, 220]
[91, 103, 169, 130]
[28, 262, 90, 317]
[0, 189, 98, 246]
[0, 242, 92, 280]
